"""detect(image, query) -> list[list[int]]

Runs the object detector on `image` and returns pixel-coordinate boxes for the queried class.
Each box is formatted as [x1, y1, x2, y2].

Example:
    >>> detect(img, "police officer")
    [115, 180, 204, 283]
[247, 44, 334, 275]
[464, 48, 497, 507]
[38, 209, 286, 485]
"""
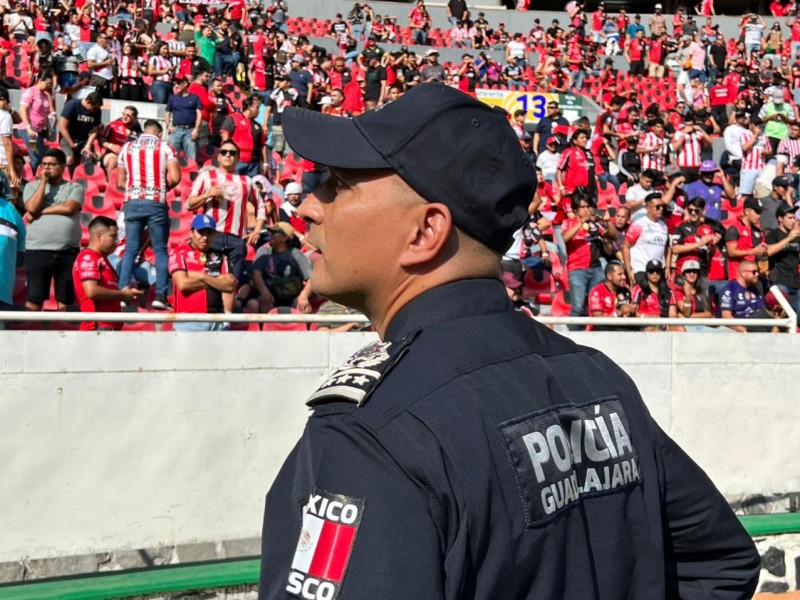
[258, 84, 759, 600]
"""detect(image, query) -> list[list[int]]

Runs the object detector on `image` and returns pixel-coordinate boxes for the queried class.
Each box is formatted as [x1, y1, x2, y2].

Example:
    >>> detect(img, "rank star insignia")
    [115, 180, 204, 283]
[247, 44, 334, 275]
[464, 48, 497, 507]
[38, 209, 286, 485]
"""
[305, 337, 416, 408]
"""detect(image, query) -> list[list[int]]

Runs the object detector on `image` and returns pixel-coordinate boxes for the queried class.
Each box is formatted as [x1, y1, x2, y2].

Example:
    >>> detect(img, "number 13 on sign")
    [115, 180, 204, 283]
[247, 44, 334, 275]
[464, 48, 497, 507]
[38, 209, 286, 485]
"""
[516, 94, 548, 119]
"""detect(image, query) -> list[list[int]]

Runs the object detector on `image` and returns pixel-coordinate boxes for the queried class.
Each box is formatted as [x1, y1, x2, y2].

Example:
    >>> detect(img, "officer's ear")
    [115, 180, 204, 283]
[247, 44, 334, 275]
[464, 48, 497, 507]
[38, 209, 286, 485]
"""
[398, 201, 453, 270]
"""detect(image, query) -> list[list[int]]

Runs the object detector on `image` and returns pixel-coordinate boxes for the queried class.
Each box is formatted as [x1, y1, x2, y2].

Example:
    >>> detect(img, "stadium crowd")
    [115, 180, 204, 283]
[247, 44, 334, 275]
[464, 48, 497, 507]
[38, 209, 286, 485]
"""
[0, 0, 798, 332]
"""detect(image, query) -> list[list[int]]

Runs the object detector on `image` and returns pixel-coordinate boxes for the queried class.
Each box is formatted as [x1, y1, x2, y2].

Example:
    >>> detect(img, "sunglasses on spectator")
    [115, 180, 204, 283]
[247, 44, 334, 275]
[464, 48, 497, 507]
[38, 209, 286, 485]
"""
[742, 269, 759, 274]
[652, 205, 665, 210]
[687, 208, 701, 214]
[683, 269, 699, 274]
[219, 149, 239, 156]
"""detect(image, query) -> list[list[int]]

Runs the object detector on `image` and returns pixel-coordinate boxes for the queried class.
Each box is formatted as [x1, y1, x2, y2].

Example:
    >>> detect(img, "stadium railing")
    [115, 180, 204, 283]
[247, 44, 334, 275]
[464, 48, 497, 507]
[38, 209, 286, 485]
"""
[0, 287, 795, 332]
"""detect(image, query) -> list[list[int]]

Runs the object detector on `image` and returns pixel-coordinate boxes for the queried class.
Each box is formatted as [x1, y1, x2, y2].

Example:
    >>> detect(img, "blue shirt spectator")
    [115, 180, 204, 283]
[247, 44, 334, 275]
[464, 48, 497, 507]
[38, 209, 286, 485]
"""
[627, 21, 645, 37]
[0, 195, 26, 306]
[684, 179, 725, 221]
[166, 90, 201, 127]
[719, 279, 764, 319]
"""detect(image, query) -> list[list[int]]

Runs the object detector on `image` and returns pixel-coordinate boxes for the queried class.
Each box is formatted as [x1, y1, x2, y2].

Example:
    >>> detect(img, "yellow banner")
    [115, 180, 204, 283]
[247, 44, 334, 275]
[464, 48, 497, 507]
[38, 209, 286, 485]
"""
[475, 90, 582, 124]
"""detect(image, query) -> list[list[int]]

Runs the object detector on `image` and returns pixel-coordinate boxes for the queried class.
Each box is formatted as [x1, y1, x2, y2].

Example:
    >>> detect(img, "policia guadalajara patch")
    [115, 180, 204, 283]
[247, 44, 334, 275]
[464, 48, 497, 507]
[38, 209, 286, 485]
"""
[286, 489, 365, 600]
[499, 397, 641, 527]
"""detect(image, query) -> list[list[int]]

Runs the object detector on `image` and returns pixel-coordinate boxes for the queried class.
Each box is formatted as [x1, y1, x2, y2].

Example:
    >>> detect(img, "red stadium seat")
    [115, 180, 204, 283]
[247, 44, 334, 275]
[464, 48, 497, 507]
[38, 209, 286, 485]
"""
[263, 306, 316, 331]
[550, 290, 572, 317]
[73, 161, 108, 192]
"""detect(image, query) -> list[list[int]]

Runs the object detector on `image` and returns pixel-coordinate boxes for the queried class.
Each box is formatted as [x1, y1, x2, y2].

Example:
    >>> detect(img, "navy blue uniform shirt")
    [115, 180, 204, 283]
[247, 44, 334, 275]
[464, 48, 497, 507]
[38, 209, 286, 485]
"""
[259, 278, 759, 600]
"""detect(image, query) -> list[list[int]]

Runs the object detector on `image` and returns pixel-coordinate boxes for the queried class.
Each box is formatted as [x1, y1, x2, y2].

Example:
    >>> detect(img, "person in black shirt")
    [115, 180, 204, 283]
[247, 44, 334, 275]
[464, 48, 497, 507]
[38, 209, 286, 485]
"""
[533, 101, 570, 154]
[363, 56, 386, 110]
[58, 91, 104, 175]
[210, 77, 236, 146]
[446, 0, 468, 28]
[766, 203, 800, 313]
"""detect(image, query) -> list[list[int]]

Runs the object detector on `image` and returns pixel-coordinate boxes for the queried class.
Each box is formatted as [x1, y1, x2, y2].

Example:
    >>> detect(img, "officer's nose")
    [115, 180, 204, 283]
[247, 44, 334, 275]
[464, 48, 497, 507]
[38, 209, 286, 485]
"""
[298, 186, 324, 227]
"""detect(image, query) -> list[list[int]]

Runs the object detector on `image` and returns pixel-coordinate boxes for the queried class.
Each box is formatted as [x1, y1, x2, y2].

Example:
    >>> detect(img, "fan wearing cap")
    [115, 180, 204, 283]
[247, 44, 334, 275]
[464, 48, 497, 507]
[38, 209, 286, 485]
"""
[672, 196, 720, 282]
[765, 203, 800, 313]
[420, 49, 445, 83]
[535, 136, 559, 182]
[168, 213, 236, 331]
[502, 271, 538, 317]
[674, 259, 713, 323]
[250, 221, 312, 313]
[759, 176, 795, 231]
[683, 159, 735, 222]
[724, 197, 767, 280]
[629, 259, 680, 330]
[258, 83, 759, 600]
[266, 76, 300, 156]
[758, 87, 796, 153]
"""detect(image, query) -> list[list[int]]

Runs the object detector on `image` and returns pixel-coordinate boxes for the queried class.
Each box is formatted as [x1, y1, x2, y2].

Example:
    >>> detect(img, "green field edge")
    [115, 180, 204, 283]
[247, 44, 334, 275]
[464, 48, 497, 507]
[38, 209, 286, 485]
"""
[1, 514, 799, 600]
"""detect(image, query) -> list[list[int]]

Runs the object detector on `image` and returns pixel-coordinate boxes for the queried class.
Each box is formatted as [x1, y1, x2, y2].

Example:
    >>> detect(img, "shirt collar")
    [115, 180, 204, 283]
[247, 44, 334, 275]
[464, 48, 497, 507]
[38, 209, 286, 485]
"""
[384, 278, 513, 342]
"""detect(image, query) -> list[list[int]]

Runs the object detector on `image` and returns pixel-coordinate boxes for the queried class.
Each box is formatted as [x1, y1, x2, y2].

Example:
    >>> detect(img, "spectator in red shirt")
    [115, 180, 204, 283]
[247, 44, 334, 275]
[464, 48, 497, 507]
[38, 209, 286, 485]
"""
[630, 259, 680, 330]
[725, 197, 767, 280]
[98, 106, 142, 178]
[556, 129, 596, 198]
[674, 259, 714, 326]
[73, 216, 141, 331]
[561, 187, 615, 329]
[588, 261, 637, 329]
[169, 213, 237, 332]
[187, 67, 215, 154]
[624, 29, 646, 75]
[672, 197, 720, 283]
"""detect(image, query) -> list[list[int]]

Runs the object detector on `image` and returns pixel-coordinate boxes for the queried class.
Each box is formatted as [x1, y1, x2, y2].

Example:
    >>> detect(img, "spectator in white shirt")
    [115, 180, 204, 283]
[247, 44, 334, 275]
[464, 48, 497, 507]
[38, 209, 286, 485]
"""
[535, 137, 560, 182]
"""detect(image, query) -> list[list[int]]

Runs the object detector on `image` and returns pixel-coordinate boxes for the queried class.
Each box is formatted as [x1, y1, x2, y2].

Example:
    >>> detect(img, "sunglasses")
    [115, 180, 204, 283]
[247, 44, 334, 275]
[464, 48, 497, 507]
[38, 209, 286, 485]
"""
[652, 205, 665, 210]
[742, 269, 759, 274]
[687, 208, 701, 214]
[683, 269, 699, 274]
[219, 149, 239, 156]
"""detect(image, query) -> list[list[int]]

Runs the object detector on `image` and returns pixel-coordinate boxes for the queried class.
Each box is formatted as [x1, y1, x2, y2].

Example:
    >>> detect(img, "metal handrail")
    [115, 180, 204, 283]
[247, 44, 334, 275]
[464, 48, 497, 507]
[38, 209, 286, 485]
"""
[0, 287, 794, 331]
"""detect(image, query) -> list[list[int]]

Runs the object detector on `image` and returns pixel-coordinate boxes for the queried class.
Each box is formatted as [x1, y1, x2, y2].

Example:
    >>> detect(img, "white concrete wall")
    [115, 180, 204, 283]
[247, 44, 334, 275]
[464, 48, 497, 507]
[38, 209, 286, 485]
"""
[1, 331, 798, 564]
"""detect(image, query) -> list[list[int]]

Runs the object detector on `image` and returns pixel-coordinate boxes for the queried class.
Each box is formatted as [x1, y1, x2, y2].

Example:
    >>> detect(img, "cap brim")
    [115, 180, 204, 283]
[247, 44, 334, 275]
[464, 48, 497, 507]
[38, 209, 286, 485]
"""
[283, 107, 391, 169]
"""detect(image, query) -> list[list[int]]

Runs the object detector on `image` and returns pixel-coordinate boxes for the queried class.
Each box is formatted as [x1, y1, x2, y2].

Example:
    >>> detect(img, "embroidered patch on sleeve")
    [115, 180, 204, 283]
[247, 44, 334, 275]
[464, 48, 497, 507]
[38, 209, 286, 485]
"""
[286, 489, 365, 600]
[498, 397, 642, 528]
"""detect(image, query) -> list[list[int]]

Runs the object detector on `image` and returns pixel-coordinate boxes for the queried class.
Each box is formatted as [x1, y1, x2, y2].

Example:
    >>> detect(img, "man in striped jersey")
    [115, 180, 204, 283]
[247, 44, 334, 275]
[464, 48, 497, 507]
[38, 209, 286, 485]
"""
[636, 119, 667, 173]
[672, 114, 710, 182]
[739, 116, 768, 200]
[186, 139, 266, 312]
[776, 122, 800, 176]
[116, 120, 181, 310]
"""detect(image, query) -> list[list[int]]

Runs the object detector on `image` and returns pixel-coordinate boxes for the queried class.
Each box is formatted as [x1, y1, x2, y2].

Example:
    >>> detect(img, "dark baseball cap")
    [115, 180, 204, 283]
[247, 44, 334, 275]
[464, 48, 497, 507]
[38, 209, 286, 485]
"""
[773, 175, 791, 188]
[744, 197, 763, 213]
[282, 83, 537, 253]
[645, 259, 664, 272]
[776, 203, 798, 218]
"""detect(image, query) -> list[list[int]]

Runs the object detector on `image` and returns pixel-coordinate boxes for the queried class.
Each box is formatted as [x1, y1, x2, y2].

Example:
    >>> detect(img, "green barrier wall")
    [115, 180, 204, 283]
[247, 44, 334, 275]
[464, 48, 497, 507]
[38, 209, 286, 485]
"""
[1, 515, 798, 600]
